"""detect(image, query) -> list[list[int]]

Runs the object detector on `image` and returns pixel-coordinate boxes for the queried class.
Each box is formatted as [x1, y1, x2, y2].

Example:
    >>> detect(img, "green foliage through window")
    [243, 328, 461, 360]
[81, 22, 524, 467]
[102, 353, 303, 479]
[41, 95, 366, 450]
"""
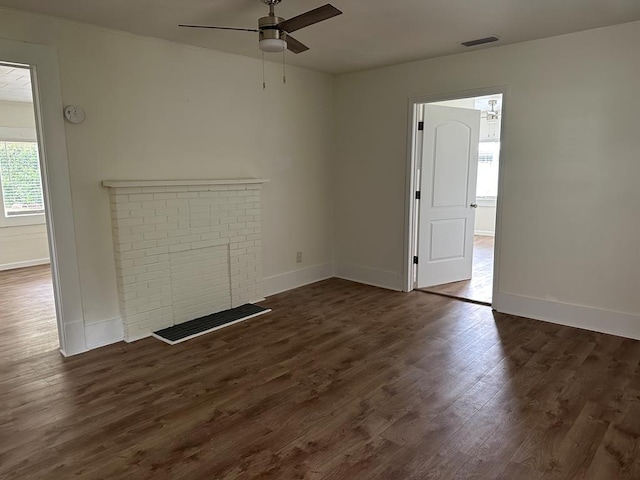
[0, 141, 44, 216]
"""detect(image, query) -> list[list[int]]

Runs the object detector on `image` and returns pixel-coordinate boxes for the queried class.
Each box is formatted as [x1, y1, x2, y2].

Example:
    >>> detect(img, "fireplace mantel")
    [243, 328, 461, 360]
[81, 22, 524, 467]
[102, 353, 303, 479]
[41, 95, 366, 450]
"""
[104, 178, 266, 341]
[103, 178, 269, 188]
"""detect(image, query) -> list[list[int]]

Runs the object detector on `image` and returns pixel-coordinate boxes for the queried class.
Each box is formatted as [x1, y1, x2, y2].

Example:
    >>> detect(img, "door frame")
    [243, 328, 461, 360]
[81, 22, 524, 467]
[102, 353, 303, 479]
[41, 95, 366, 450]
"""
[0, 39, 86, 355]
[403, 85, 509, 305]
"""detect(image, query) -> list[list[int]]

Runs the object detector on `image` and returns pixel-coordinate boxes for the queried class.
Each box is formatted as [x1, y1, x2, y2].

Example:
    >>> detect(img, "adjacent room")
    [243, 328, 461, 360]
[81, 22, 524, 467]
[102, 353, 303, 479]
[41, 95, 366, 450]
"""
[1, 1, 640, 478]
[0, 63, 58, 358]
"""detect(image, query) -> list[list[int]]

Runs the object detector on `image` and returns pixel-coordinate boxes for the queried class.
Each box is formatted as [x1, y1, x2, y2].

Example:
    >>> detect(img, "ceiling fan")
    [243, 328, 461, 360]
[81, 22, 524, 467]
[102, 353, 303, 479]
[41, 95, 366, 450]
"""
[179, 0, 343, 54]
[482, 99, 501, 123]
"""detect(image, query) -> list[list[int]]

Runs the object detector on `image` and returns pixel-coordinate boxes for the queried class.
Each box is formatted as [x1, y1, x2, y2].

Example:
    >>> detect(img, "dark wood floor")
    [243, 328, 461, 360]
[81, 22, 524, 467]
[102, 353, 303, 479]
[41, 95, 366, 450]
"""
[2, 268, 640, 479]
[0, 265, 58, 360]
[422, 235, 495, 304]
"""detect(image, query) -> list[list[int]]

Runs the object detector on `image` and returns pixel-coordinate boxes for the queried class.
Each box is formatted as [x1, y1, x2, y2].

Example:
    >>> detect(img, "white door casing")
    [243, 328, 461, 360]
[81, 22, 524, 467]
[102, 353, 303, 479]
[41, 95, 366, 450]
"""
[0, 39, 86, 355]
[417, 105, 481, 288]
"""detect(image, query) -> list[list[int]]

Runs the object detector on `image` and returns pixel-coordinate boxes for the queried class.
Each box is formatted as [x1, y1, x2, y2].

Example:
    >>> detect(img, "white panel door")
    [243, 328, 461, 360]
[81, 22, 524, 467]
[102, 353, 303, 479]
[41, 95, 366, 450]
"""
[417, 105, 481, 288]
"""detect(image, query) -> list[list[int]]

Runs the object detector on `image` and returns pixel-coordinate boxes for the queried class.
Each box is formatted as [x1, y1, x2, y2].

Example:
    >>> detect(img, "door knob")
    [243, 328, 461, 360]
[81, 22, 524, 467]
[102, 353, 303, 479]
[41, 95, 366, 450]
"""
[470, 203, 478, 208]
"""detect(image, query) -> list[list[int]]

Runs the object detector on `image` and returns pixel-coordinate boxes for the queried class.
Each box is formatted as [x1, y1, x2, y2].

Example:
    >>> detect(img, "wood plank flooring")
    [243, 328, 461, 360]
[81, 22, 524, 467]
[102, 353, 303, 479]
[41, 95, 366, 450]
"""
[2, 268, 640, 479]
[0, 265, 58, 360]
[421, 235, 495, 304]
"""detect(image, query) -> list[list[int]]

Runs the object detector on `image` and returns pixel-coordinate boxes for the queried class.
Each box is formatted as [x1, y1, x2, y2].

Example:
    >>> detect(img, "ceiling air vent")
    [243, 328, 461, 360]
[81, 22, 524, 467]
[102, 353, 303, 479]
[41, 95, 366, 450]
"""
[461, 36, 500, 47]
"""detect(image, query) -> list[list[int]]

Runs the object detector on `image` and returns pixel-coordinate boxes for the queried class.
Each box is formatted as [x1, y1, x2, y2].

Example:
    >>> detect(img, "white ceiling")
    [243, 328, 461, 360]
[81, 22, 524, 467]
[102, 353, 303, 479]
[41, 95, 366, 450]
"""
[0, 64, 33, 103]
[2, 0, 640, 74]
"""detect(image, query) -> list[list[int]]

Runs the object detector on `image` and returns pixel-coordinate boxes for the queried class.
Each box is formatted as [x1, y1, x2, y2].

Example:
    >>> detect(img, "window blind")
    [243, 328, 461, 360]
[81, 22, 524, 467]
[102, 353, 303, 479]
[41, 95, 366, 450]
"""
[0, 141, 44, 216]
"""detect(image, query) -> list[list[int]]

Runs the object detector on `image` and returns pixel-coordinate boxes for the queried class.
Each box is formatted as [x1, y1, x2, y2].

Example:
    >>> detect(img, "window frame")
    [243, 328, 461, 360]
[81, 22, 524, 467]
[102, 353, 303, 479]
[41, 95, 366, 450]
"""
[0, 126, 46, 227]
[476, 139, 500, 207]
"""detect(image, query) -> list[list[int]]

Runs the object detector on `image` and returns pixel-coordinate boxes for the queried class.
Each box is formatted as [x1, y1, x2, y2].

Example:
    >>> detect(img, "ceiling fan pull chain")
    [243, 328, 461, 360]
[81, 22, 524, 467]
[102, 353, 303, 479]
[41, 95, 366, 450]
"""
[282, 47, 287, 85]
[262, 52, 266, 90]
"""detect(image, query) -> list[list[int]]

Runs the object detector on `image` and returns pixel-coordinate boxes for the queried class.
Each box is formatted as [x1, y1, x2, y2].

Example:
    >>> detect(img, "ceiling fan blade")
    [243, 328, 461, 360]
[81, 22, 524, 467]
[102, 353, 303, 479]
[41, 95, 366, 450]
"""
[179, 24, 259, 33]
[285, 35, 309, 54]
[277, 4, 342, 33]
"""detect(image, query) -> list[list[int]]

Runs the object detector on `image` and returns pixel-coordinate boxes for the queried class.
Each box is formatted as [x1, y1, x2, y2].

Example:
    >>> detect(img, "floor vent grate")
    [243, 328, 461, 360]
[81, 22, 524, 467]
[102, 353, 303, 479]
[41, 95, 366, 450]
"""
[152, 303, 271, 345]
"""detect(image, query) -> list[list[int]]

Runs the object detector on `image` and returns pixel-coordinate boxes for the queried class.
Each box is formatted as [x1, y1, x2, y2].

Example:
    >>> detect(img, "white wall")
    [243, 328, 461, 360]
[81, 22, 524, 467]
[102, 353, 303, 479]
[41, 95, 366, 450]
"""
[0, 8, 334, 342]
[0, 100, 36, 128]
[474, 205, 496, 236]
[334, 21, 640, 334]
[0, 100, 50, 269]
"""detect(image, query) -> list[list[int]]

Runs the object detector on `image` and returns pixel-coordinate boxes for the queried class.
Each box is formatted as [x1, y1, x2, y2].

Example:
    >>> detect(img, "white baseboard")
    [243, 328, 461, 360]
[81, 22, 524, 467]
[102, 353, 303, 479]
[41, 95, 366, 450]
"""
[85, 317, 124, 350]
[493, 292, 640, 341]
[0, 258, 50, 271]
[474, 231, 495, 237]
[263, 262, 334, 297]
[335, 263, 403, 292]
[59, 319, 87, 357]
[125, 332, 152, 343]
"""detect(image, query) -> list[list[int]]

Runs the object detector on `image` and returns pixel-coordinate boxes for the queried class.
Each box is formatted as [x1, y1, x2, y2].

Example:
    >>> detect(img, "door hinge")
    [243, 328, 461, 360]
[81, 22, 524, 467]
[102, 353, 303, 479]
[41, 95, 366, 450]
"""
[418, 121, 424, 131]
[415, 191, 421, 200]
[413, 256, 419, 265]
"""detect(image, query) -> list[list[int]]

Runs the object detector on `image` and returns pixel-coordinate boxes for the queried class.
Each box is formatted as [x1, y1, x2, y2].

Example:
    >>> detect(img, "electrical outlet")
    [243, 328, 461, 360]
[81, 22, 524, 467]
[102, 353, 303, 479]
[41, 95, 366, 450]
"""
[296, 251, 303, 264]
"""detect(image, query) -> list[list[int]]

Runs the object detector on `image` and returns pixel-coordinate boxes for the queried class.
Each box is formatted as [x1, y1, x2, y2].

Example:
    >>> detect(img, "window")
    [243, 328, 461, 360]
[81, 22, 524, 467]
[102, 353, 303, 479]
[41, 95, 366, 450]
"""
[476, 141, 500, 203]
[0, 140, 45, 226]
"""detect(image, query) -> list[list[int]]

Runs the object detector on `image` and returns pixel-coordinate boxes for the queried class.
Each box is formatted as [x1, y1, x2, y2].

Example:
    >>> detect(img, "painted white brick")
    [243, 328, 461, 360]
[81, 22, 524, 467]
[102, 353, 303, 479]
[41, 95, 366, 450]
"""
[117, 217, 145, 227]
[190, 219, 210, 228]
[157, 237, 180, 247]
[112, 209, 131, 220]
[156, 223, 179, 232]
[169, 244, 191, 253]
[137, 301, 165, 314]
[108, 182, 264, 339]
[135, 271, 161, 283]
[131, 224, 157, 234]
[128, 193, 154, 202]
[189, 212, 211, 221]
[153, 193, 178, 200]
[142, 200, 167, 209]
[143, 230, 169, 241]
[146, 246, 169, 256]
[177, 192, 199, 199]
[190, 204, 211, 213]
[144, 216, 168, 225]
[178, 234, 202, 244]
[117, 250, 147, 261]
[155, 208, 179, 216]
[124, 266, 148, 276]
[117, 233, 144, 244]
[129, 208, 156, 218]
[166, 199, 189, 208]
[115, 243, 133, 253]
[132, 240, 157, 251]
[200, 232, 221, 241]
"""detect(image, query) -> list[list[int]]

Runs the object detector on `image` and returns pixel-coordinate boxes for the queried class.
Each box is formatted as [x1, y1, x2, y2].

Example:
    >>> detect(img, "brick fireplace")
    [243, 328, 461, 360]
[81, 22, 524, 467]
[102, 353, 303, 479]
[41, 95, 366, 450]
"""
[103, 179, 268, 341]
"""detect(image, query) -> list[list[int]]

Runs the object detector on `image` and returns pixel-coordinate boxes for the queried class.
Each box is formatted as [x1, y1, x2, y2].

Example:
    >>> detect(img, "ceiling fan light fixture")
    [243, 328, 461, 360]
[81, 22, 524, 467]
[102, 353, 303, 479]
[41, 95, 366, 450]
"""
[259, 38, 287, 53]
[486, 99, 500, 123]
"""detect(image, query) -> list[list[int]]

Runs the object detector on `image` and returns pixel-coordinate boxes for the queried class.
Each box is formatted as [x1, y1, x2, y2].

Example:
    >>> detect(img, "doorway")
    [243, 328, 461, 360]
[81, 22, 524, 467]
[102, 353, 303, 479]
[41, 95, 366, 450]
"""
[0, 38, 86, 355]
[0, 63, 59, 354]
[404, 88, 506, 305]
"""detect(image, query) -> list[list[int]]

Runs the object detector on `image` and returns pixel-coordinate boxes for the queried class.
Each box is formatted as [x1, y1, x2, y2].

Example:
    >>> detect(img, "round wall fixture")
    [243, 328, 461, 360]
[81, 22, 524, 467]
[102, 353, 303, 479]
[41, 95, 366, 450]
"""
[64, 105, 86, 124]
